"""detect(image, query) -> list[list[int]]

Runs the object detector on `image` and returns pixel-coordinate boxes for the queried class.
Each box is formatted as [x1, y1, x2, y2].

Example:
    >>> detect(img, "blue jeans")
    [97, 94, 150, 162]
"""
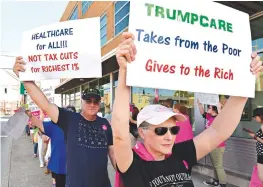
[25, 125, 30, 136]
[34, 143, 38, 154]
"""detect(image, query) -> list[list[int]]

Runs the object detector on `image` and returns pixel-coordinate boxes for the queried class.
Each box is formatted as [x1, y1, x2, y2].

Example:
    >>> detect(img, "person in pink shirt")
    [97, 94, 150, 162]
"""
[173, 103, 194, 174]
[173, 103, 194, 144]
[197, 100, 226, 187]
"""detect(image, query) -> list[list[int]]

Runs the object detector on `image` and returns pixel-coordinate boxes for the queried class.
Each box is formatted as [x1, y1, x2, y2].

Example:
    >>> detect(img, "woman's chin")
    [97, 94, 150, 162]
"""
[159, 145, 173, 154]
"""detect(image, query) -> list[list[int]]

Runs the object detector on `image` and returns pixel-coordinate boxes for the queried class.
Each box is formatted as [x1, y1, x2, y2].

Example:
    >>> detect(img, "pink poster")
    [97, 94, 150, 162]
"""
[154, 89, 159, 104]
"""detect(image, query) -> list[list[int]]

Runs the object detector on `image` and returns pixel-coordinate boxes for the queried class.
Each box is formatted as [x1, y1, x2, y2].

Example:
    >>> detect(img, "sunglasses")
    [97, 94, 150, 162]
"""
[85, 99, 100, 105]
[148, 126, 180, 136]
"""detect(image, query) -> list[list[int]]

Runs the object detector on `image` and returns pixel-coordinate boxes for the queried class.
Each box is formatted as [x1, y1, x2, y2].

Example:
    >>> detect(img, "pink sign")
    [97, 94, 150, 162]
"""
[31, 110, 41, 118]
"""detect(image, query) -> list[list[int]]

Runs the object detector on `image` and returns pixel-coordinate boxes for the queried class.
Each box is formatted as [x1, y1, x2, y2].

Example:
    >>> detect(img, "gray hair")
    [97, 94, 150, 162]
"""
[138, 121, 151, 128]
[135, 121, 152, 144]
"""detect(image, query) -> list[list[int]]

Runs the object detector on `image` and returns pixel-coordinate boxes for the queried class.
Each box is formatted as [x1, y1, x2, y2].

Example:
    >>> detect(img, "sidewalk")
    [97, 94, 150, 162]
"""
[8, 135, 51, 187]
[7, 135, 236, 187]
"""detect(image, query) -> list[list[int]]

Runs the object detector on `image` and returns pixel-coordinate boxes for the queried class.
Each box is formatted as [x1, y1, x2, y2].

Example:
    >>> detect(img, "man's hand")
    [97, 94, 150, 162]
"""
[116, 32, 137, 70]
[13, 56, 26, 77]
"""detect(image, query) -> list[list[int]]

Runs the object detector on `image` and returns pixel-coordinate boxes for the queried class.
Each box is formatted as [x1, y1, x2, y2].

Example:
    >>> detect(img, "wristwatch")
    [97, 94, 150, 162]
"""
[254, 134, 257, 140]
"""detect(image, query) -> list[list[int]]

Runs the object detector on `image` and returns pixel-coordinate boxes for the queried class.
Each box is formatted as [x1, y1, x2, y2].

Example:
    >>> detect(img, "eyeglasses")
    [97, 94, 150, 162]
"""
[85, 99, 100, 105]
[150, 126, 180, 136]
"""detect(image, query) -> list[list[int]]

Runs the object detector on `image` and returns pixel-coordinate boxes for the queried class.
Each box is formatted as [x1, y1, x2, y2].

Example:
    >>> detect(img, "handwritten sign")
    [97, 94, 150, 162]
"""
[40, 79, 61, 107]
[127, 1, 255, 97]
[196, 93, 219, 106]
[19, 18, 102, 81]
[42, 85, 55, 103]
[27, 96, 38, 112]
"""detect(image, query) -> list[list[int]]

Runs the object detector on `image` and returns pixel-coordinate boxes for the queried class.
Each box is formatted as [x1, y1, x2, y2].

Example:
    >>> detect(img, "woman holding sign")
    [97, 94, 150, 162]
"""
[111, 32, 262, 187]
[197, 101, 227, 186]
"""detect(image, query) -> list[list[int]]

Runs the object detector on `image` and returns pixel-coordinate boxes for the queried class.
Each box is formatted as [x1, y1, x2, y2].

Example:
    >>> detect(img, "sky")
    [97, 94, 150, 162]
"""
[0, 1, 68, 101]
[1, 0, 69, 55]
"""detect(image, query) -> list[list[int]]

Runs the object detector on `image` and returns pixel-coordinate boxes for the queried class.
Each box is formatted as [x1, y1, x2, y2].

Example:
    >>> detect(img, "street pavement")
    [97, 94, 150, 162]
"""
[1, 117, 13, 187]
[3, 131, 237, 187]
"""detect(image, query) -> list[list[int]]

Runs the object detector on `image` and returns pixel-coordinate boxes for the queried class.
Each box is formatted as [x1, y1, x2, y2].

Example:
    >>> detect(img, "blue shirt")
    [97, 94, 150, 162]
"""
[43, 121, 66, 174]
[57, 107, 113, 187]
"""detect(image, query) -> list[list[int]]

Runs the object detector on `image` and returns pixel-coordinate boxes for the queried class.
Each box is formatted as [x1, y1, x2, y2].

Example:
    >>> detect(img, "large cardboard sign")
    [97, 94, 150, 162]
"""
[127, 1, 254, 97]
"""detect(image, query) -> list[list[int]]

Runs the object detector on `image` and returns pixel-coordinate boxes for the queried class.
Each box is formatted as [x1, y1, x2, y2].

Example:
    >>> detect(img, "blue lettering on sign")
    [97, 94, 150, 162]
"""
[31, 28, 74, 40]
[136, 29, 170, 45]
[134, 29, 242, 57]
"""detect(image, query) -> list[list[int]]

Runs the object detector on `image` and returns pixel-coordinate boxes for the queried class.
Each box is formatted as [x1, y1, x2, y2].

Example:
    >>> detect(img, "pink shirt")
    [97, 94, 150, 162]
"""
[205, 113, 226, 148]
[175, 115, 194, 144]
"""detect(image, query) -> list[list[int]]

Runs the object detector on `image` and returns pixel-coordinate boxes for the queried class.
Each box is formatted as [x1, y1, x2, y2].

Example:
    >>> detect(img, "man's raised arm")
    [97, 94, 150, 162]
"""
[13, 56, 59, 123]
[24, 81, 59, 123]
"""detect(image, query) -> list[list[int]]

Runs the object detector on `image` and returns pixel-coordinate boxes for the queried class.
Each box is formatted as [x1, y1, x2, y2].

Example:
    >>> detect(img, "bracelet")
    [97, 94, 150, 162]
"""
[254, 135, 257, 140]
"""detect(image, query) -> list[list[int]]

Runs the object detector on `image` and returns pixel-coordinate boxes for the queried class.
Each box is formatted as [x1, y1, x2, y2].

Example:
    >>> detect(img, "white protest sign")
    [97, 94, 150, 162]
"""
[42, 85, 55, 103]
[27, 81, 58, 120]
[127, 1, 255, 97]
[196, 93, 219, 106]
[27, 95, 38, 112]
[19, 17, 102, 81]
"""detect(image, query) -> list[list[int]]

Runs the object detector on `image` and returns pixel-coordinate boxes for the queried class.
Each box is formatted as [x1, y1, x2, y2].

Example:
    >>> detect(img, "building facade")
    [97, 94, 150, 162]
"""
[0, 69, 20, 116]
[55, 1, 263, 186]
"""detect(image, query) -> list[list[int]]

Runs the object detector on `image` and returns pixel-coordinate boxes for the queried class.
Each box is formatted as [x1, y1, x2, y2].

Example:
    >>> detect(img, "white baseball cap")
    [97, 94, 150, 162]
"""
[137, 104, 186, 127]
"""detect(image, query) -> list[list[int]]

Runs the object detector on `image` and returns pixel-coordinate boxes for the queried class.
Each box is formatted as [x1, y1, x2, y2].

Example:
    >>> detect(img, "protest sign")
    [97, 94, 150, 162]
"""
[127, 1, 255, 97]
[26, 80, 58, 121]
[2, 107, 29, 140]
[31, 110, 41, 118]
[42, 86, 55, 103]
[196, 93, 219, 106]
[28, 96, 38, 112]
[19, 17, 102, 81]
